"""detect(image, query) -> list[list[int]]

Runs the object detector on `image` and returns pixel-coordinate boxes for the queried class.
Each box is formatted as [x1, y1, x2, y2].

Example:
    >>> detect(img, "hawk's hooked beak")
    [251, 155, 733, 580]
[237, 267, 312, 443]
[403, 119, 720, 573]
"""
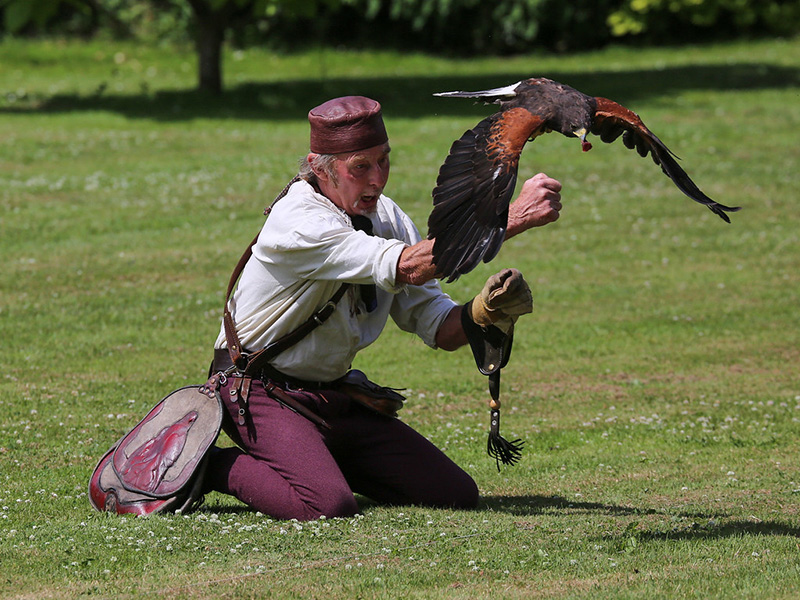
[574, 128, 592, 152]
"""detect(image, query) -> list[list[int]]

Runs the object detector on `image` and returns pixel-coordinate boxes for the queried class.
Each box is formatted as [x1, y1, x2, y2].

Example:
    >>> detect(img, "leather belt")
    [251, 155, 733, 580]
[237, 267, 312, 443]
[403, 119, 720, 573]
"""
[211, 348, 332, 429]
[212, 348, 237, 373]
[212, 348, 335, 390]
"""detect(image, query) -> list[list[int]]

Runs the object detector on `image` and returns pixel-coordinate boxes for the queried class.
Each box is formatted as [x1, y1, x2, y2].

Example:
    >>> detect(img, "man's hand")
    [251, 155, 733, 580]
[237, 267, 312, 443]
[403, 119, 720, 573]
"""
[469, 268, 533, 332]
[506, 173, 563, 238]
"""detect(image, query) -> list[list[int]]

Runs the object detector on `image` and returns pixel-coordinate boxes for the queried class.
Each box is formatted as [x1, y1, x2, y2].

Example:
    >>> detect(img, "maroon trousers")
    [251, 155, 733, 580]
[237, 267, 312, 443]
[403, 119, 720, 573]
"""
[205, 376, 479, 521]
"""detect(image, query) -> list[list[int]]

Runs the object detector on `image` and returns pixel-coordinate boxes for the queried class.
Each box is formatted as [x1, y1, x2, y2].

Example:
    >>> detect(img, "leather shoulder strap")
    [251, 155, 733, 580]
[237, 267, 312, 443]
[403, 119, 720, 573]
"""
[222, 232, 259, 369]
[242, 282, 349, 376]
[222, 176, 350, 371]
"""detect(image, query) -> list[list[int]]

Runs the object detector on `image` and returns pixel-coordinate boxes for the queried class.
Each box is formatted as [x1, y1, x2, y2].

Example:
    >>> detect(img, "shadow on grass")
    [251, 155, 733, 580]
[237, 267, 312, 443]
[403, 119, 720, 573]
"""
[201, 495, 800, 540]
[481, 494, 718, 519]
[634, 519, 800, 541]
[482, 494, 800, 540]
[3, 62, 798, 122]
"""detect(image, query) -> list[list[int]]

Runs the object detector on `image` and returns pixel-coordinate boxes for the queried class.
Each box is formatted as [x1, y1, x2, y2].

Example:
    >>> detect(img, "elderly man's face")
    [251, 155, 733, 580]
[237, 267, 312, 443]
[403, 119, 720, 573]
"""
[314, 143, 391, 216]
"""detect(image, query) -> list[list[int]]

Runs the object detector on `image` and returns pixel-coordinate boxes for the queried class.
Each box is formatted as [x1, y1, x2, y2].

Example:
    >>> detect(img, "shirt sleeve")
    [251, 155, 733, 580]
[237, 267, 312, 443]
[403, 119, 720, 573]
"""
[254, 195, 407, 292]
[390, 282, 458, 348]
[380, 201, 459, 347]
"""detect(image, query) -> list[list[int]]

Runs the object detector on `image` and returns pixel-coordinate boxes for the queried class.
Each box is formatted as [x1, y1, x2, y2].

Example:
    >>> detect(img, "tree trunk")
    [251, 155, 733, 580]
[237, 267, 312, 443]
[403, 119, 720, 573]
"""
[196, 17, 225, 94]
[187, 0, 256, 94]
[187, 0, 231, 95]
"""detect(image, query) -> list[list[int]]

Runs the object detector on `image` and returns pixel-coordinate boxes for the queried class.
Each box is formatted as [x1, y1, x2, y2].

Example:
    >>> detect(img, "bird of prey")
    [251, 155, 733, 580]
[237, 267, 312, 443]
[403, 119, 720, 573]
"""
[427, 77, 740, 282]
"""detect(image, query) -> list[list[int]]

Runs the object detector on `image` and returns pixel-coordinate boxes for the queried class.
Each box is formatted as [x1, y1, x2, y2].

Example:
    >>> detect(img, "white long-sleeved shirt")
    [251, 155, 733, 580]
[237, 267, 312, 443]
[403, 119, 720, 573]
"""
[215, 179, 457, 382]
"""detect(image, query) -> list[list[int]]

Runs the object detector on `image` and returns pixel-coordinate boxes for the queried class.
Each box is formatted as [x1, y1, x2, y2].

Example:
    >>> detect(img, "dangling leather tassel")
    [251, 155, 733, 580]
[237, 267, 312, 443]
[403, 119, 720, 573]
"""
[486, 371, 524, 471]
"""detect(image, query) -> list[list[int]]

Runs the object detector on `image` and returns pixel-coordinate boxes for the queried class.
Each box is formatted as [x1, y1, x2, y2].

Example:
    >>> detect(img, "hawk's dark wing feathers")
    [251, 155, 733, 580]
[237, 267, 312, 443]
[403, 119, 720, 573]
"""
[592, 97, 740, 223]
[428, 114, 522, 282]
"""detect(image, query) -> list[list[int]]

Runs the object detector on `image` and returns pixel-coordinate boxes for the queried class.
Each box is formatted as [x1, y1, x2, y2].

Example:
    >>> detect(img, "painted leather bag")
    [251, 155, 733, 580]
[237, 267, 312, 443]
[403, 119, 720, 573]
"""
[88, 385, 223, 516]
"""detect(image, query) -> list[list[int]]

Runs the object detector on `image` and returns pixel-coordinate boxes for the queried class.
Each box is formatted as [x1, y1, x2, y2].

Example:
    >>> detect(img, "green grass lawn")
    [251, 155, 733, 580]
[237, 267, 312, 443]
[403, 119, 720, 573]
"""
[1, 36, 799, 598]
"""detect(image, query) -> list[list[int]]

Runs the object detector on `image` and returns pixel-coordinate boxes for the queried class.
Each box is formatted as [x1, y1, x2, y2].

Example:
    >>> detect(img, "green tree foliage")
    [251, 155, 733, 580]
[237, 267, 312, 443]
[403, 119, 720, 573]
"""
[259, 0, 619, 54]
[261, 0, 797, 54]
[0, 0, 349, 92]
[0, 0, 66, 33]
[607, 0, 800, 39]
[366, 0, 548, 51]
[0, 0, 182, 38]
[1, 0, 797, 93]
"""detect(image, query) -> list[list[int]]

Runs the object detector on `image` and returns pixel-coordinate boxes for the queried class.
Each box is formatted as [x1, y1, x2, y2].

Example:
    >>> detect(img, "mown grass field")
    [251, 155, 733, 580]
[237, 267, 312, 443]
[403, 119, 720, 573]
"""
[1, 36, 799, 599]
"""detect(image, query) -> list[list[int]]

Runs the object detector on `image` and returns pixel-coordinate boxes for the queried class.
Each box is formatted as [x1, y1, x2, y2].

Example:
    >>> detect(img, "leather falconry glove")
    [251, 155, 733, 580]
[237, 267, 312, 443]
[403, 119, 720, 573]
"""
[468, 268, 533, 334]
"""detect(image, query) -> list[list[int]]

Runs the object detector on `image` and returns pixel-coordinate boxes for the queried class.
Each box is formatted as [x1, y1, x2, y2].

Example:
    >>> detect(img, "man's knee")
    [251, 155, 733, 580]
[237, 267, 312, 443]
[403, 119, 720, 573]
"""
[307, 493, 359, 521]
[448, 473, 479, 509]
[418, 469, 479, 510]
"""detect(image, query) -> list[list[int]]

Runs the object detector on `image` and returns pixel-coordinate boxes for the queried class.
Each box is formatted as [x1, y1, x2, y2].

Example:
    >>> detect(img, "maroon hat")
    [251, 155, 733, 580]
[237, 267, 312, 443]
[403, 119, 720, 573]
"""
[308, 96, 388, 154]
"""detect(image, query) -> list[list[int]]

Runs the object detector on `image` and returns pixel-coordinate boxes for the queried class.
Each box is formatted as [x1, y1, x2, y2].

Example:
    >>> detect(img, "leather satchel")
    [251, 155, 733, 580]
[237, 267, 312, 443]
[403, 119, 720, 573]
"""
[88, 386, 223, 516]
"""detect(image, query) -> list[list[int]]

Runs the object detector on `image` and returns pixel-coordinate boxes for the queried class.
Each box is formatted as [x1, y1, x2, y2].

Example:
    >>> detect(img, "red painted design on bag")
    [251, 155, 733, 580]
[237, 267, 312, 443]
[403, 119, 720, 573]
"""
[118, 411, 198, 493]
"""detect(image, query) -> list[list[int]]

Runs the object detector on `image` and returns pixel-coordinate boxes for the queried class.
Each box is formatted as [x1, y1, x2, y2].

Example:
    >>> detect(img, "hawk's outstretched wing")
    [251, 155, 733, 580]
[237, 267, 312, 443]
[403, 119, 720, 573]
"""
[591, 97, 740, 223]
[428, 109, 546, 282]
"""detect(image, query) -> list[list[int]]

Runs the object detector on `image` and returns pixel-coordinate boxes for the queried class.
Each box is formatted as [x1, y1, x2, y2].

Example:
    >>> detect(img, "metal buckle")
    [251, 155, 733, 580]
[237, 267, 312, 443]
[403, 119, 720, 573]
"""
[313, 300, 337, 324]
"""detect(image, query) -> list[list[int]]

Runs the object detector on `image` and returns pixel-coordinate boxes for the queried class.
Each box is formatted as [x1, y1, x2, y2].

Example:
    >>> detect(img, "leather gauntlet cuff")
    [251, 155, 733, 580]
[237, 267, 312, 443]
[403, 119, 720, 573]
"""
[461, 302, 514, 376]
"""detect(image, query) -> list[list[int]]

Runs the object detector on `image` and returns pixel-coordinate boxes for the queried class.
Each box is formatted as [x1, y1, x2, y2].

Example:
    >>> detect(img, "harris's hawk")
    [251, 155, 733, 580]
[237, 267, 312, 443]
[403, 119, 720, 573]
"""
[427, 78, 740, 282]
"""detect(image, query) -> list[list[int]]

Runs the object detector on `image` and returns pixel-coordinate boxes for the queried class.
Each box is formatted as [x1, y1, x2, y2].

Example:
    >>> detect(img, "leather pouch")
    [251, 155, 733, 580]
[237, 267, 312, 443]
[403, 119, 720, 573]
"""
[337, 369, 405, 418]
[89, 386, 223, 516]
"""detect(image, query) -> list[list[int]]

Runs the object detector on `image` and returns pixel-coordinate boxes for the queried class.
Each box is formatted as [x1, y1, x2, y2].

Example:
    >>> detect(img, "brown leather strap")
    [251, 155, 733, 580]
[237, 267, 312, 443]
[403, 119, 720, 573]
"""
[222, 175, 349, 373]
[238, 283, 349, 377]
[264, 381, 331, 429]
[223, 232, 260, 369]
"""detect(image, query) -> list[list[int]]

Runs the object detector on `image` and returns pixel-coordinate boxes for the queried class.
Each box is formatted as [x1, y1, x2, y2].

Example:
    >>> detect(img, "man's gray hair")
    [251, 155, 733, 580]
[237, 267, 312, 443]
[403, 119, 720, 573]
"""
[299, 153, 338, 186]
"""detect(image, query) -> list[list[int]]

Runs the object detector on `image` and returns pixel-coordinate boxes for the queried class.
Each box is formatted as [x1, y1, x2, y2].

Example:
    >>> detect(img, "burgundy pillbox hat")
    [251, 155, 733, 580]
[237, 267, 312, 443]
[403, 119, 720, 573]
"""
[308, 96, 388, 154]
